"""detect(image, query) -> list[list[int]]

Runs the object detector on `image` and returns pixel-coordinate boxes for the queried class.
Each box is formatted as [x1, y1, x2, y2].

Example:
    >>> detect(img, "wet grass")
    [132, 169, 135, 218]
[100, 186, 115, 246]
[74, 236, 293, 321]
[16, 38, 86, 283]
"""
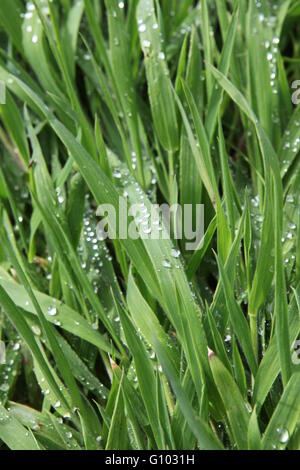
[0, 0, 300, 450]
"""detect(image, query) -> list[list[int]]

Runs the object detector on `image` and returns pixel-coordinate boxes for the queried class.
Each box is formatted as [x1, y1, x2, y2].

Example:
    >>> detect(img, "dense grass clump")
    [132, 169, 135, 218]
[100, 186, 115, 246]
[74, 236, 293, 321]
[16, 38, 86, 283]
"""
[0, 0, 300, 451]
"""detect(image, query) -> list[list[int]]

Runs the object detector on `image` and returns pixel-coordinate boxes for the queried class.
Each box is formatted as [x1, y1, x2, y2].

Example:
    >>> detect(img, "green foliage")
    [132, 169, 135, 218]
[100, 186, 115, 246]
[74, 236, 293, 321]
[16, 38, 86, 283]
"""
[0, 0, 299, 451]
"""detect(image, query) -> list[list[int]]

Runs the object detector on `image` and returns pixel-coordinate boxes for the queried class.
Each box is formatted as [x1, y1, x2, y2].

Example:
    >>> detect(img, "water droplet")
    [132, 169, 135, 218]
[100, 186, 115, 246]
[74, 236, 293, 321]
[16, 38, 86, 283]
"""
[31, 325, 41, 336]
[47, 306, 57, 317]
[245, 402, 252, 413]
[171, 248, 180, 258]
[113, 169, 122, 179]
[277, 427, 289, 444]
[138, 23, 146, 33]
[143, 226, 152, 235]
[162, 259, 171, 269]
[142, 39, 151, 48]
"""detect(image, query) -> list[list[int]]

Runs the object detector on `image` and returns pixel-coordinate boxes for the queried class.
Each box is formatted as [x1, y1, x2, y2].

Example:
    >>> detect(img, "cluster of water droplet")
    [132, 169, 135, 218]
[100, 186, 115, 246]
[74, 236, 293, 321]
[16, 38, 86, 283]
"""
[282, 192, 299, 278]
[255, 1, 281, 96]
[0, 337, 21, 405]
[264, 36, 280, 95]
[55, 187, 65, 205]
[78, 199, 122, 329]
[256, 1, 280, 28]
[250, 194, 264, 261]
[137, 9, 168, 69]
[270, 426, 290, 449]
[112, 164, 187, 272]
[282, 127, 300, 175]
[21, 0, 51, 45]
